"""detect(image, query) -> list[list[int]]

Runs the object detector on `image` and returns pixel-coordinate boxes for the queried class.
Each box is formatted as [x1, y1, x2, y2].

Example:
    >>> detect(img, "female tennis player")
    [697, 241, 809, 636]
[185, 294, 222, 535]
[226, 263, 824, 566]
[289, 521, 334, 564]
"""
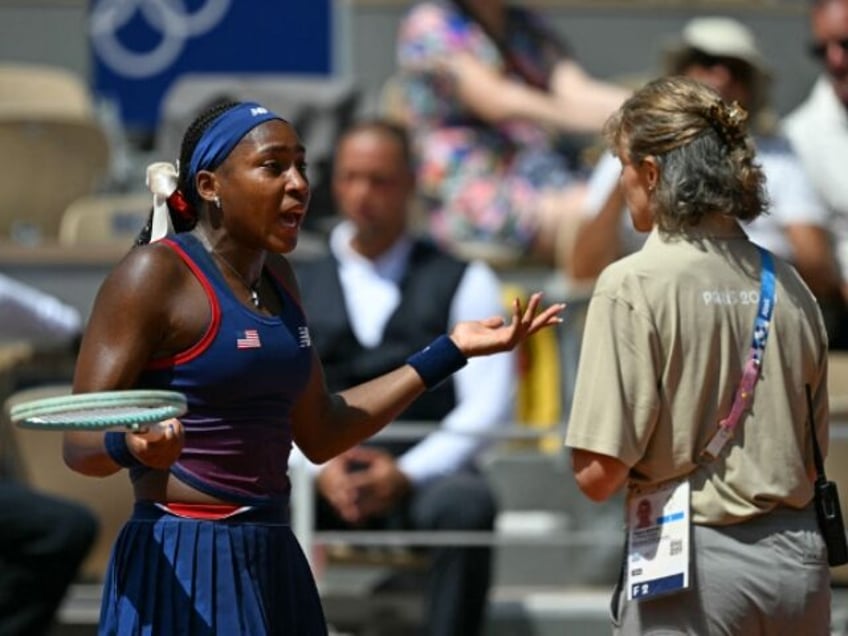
[62, 100, 564, 635]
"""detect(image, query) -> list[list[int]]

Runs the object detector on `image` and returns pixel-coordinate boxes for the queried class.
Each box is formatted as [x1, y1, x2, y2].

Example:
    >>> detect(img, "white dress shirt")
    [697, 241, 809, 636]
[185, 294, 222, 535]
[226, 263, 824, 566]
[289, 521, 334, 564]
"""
[303, 221, 517, 485]
[783, 76, 848, 278]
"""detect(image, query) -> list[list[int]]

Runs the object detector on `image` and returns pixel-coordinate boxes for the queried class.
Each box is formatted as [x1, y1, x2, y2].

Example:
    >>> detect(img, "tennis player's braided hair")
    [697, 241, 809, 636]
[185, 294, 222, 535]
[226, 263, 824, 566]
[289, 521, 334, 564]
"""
[134, 99, 240, 245]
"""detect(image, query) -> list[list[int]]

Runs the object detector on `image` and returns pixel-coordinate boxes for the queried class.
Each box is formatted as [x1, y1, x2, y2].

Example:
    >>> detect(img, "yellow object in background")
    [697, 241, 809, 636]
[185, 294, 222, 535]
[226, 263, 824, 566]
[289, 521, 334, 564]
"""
[504, 284, 562, 453]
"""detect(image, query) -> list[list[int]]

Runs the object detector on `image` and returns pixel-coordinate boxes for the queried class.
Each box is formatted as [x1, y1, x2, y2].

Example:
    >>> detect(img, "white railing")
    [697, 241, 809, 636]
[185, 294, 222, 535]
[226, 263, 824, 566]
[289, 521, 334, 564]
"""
[289, 421, 625, 568]
[292, 418, 848, 567]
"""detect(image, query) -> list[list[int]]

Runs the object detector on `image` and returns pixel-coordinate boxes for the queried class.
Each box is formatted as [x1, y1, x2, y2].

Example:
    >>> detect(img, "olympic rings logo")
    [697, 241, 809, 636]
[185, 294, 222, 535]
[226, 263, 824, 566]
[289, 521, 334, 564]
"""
[89, 0, 232, 79]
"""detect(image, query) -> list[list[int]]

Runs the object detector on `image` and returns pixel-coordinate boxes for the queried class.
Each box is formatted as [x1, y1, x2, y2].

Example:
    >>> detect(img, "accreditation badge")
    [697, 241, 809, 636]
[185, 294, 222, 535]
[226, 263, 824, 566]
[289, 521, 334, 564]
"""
[625, 480, 690, 601]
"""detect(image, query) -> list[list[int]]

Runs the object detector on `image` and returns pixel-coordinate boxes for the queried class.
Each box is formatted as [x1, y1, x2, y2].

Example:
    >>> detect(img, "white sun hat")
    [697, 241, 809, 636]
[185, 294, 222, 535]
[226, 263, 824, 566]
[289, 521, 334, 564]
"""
[663, 16, 772, 114]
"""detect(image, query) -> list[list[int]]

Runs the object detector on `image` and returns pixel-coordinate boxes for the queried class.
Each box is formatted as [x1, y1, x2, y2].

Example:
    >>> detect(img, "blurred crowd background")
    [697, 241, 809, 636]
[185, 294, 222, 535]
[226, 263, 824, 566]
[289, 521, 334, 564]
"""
[1, 1, 846, 635]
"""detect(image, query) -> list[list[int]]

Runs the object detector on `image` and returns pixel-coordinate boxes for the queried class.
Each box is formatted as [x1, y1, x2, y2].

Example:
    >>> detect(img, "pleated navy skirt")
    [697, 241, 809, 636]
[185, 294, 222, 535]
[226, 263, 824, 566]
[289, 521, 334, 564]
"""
[98, 502, 327, 635]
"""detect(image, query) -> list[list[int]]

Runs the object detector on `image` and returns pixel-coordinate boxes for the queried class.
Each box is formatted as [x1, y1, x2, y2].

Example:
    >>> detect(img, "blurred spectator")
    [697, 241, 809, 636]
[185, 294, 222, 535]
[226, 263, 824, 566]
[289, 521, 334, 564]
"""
[294, 119, 516, 636]
[395, 0, 628, 275]
[0, 278, 97, 635]
[783, 0, 848, 312]
[570, 16, 848, 346]
[0, 484, 98, 635]
[0, 274, 81, 346]
[0, 274, 83, 388]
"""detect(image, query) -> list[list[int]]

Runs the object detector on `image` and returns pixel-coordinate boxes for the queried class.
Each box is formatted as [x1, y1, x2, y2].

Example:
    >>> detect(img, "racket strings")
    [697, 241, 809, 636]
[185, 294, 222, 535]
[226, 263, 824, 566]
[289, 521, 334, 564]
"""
[10, 390, 187, 431]
[29, 405, 175, 425]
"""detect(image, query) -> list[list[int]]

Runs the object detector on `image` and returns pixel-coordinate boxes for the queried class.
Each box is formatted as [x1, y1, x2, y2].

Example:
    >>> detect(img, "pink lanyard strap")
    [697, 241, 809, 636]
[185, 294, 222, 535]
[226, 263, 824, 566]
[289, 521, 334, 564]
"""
[701, 247, 775, 460]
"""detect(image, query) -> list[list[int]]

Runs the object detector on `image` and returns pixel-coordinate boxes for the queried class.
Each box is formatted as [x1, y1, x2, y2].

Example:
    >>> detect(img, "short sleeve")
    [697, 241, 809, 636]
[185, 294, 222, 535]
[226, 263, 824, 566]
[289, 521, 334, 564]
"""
[565, 270, 662, 466]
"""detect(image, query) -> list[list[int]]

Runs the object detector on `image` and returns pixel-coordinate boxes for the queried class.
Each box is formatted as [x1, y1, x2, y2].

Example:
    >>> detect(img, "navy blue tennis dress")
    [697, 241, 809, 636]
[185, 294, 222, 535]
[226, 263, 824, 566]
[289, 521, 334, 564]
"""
[98, 233, 327, 635]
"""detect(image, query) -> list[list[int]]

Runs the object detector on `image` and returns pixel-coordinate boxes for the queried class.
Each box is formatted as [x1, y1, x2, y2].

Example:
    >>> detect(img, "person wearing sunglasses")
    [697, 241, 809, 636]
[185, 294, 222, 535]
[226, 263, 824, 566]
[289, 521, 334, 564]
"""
[784, 0, 848, 325]
[570, 16, 848, 348]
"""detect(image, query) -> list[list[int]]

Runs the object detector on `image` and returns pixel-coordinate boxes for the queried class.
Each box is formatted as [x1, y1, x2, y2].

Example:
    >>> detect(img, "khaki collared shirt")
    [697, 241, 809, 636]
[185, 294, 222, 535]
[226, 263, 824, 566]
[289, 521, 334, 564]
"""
[566, 223, 829, 525]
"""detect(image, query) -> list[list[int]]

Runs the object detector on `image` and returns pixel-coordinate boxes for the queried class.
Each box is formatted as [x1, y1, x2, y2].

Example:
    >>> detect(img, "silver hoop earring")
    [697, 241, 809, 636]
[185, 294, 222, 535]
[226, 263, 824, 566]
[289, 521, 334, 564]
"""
[214, 195, 221, 209]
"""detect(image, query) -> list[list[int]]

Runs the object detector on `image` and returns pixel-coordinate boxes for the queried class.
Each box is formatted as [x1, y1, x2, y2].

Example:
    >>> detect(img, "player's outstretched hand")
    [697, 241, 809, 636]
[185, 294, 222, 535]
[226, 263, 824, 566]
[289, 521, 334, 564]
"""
[450, 292, 565, 358]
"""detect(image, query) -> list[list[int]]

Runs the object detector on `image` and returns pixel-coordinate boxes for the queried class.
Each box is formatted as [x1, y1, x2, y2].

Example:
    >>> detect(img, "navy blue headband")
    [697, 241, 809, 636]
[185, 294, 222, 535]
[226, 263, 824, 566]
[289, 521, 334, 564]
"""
[186, 102, 285, 203]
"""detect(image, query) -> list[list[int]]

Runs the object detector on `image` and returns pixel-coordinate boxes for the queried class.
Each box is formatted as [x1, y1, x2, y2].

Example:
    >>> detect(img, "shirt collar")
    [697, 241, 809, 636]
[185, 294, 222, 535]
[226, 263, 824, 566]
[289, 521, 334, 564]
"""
[645, 218, 749, 247]
[329, 220, 413, 284]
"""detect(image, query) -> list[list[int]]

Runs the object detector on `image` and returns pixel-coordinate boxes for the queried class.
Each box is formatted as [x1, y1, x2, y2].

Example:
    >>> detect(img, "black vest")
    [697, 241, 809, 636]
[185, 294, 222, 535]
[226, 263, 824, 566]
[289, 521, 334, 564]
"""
[295, 240, 468, 455]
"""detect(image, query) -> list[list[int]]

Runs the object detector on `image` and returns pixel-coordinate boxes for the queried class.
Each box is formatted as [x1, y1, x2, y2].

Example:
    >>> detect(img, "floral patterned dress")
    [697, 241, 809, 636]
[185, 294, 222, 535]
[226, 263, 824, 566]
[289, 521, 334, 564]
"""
[397, 2, 579, 251]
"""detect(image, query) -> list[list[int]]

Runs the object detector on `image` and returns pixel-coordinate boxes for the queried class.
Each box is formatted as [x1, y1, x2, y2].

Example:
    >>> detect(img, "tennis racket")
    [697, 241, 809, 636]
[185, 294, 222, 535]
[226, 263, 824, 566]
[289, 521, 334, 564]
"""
[9, 389, 187, 433]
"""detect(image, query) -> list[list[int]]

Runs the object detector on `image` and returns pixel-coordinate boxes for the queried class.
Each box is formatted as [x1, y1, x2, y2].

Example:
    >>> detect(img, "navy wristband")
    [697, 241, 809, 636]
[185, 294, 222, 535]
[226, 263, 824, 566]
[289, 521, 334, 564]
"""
[406, 335, 468, 390]
[104, 431, 144, 469]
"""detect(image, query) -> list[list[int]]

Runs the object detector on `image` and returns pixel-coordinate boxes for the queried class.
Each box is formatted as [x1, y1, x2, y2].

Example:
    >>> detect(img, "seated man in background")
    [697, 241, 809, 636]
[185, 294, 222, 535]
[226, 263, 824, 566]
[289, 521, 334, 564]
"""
[0, 277, 98, 635]
[568, 16, 848, 346]
[0, 483, 98, 635]
[294, 119, 516, 636]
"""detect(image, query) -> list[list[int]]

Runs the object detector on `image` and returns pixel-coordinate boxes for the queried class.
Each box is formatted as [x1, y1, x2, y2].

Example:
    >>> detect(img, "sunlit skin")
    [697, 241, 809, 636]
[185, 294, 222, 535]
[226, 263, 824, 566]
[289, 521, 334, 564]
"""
[417, 0, 629, 136]
[812, 0, 848, 106]
[571, 448, 628, 503]
[196, 120, 311, 266]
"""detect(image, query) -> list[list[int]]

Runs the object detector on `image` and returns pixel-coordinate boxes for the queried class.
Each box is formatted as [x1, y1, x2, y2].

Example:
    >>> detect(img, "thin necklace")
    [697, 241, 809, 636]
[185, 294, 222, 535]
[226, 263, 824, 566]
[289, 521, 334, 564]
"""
[211, 250, 262, 308]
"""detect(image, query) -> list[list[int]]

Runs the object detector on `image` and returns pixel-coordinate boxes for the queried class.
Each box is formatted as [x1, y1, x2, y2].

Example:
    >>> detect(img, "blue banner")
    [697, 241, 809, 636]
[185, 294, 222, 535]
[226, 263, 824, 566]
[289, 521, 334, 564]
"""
[89, 0, 332, 134]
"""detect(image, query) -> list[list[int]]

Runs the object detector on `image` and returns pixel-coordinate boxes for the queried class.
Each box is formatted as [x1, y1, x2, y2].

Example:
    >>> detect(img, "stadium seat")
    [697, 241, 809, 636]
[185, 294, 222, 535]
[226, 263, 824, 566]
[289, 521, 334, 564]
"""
[0, 63, 110, 243]
[58, 193, 150, 247]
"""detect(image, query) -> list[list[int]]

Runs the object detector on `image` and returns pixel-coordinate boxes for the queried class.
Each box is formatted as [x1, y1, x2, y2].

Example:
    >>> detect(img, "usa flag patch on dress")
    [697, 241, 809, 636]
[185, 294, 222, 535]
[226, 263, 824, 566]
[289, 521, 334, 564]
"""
[236, 329, 262, 349]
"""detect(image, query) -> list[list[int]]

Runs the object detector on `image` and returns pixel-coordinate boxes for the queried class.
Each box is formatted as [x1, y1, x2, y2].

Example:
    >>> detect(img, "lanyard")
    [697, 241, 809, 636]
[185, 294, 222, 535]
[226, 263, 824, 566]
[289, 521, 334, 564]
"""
[701, 246, 775, 461]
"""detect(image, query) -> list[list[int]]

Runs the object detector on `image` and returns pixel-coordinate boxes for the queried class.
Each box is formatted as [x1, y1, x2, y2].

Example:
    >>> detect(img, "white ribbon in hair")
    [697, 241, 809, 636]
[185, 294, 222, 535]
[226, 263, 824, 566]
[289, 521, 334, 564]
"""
[145, 162, 178, 242]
